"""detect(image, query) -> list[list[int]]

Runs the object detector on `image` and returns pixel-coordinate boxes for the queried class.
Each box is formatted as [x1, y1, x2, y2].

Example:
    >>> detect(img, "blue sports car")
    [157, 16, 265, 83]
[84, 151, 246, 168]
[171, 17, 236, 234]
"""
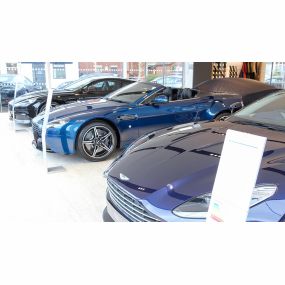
[31, 78, 277, 162]
[104, 90, 285, 222]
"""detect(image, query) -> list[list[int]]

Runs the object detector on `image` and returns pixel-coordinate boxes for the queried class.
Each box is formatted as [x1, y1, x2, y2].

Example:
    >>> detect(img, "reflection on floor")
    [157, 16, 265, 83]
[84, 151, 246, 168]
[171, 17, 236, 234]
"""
[0, 113, 119, 221]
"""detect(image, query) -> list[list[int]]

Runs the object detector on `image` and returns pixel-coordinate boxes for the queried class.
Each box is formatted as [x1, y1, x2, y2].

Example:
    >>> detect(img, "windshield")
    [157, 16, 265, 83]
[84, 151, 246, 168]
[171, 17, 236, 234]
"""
[105, 82, 159, 103]
[230, 91, 285, 128]
[64, 77, 96, 90]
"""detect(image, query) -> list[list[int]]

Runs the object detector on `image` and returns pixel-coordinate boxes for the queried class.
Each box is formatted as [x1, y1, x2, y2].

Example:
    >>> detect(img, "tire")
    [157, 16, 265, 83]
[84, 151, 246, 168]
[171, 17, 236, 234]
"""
[214, 112, 230, 121]
[77, 121, 117, 162]
[38, 102, 59, 114]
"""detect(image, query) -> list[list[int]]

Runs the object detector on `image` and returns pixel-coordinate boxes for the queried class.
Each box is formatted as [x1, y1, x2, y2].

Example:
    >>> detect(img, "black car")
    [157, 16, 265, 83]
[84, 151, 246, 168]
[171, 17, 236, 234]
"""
[0, 74, 40, 106]
[8, 76, 134, 123]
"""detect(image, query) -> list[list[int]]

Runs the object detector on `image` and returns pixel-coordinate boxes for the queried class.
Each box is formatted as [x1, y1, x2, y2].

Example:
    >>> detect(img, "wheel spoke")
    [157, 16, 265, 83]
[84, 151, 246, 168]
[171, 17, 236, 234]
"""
[101, 132, 112, 141]
[92, 145, 99, 157]
[83, 140, 94, 145]
[93, 127, 99, 138]
[101, 142, 111, 152]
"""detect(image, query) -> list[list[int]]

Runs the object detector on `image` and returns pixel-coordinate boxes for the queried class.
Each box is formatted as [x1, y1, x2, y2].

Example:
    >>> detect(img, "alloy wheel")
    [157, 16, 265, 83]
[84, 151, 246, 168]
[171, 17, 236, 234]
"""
[82, 125, 115, 159]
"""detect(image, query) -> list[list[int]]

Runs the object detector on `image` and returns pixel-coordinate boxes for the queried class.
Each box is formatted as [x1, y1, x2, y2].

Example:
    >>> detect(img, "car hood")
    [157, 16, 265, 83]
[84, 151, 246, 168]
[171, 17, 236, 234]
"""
[109, 121, 285, 220]
[10, 90, 48, 104]
[11, 89, 76, 104]
[39, 98, 128, 121]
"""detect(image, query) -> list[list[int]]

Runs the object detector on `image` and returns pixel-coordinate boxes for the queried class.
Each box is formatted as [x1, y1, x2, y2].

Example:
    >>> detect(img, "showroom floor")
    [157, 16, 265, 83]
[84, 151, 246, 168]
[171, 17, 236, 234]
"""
[0, 113, 117, 222]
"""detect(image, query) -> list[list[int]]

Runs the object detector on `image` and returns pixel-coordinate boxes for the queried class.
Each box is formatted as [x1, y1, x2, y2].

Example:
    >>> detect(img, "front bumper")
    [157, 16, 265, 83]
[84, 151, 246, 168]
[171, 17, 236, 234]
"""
[8, 103, 37, 124]
[106, 200, 129, 222]
[31, 119, 81, 155]
[32, 138, 53, 152]
[9, 111, 31, 124]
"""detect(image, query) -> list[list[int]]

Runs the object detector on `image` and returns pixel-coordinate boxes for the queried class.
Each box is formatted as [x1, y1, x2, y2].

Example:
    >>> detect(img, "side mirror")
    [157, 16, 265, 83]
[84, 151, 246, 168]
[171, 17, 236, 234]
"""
[230, 101, 243, 113]
[152, 95, 168, 105]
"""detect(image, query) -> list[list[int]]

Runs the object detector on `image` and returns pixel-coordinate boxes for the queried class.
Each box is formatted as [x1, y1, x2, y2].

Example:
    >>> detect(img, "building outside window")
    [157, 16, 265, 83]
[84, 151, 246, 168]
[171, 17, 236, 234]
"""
[32, 62, 46, 89]
[6, 63, 17, 74]
[53, 63, 66, 79]
[265, 62, 285, 89]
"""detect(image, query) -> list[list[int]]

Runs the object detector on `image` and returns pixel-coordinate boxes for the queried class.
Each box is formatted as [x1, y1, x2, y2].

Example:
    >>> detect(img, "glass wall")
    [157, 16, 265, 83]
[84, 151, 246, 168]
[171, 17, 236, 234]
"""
[77, 62, 193, 88]
[0, 62, 194, 113]
[265, 62, 285, 89]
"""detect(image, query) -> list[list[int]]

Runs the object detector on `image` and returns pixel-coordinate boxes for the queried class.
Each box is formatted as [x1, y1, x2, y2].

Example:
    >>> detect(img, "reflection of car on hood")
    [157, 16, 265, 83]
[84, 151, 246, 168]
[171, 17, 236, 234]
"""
[105, 91, 285, 222]
[31, 78, 277, 162]
[8, 76, 134, 124]
[0, 74, 40, 106]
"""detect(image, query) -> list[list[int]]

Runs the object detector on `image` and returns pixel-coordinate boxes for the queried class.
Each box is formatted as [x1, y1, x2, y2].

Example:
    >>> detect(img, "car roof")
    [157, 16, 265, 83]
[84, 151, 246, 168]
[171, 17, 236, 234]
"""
[194, 78, 279, 96]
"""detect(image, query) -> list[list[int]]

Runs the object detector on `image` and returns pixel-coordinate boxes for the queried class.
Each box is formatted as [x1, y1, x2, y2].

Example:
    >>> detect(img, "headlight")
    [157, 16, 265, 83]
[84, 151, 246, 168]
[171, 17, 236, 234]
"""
[172, 184, 277, 219]
[47, 119, 69, 128]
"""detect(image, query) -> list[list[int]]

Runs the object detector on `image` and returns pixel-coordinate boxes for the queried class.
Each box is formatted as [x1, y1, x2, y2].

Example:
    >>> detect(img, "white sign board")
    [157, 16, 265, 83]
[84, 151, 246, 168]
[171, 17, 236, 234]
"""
[207, 129, 267, 222]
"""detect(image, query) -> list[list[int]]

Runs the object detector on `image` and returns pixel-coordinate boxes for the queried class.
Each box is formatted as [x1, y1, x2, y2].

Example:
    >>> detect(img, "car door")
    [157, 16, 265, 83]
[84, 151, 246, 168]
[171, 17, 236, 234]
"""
[136, 95, 214, 136]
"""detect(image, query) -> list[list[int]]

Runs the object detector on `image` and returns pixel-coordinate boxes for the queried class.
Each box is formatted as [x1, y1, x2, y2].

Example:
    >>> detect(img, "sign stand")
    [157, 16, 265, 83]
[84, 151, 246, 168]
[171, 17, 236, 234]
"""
[41, 62, 66, 174]
[207, 129, 267, 222]
[13, 77, 28, 132]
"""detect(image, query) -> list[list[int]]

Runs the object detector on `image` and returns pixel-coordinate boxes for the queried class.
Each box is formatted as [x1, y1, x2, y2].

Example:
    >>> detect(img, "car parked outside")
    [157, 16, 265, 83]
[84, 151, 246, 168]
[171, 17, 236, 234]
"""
[0, 74, 40, 106]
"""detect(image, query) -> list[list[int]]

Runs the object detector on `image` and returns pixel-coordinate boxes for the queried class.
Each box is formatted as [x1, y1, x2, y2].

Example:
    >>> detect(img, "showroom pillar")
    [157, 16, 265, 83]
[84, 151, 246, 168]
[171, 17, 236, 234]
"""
[145, 62, 148, 80]
[122, 62, 128, 78]
[183, 62, 194, 88]
[192, 62, 212, 87]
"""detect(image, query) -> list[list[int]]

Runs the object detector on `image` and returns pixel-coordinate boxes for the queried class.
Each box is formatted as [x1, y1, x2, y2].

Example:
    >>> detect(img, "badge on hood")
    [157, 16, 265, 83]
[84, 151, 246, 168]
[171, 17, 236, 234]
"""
[120, 173, 130, 181]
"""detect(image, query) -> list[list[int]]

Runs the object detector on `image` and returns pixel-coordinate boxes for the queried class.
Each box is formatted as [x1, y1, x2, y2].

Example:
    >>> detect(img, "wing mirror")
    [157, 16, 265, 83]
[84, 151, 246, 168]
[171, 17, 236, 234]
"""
[152, 95, 168, 105]
[230, 101, 243, 114]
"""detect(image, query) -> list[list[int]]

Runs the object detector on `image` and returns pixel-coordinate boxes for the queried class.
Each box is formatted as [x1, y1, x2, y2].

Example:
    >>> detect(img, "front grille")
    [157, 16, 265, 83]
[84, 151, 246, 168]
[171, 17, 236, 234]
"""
[107, 178, 160, 222]
[32, 121, 42, 138]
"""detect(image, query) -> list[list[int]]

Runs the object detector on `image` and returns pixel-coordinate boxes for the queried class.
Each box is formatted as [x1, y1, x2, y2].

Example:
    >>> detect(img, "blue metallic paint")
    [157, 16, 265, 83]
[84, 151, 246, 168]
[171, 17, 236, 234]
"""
[106, 117, 285, 222]
[33, 82, 242, 156]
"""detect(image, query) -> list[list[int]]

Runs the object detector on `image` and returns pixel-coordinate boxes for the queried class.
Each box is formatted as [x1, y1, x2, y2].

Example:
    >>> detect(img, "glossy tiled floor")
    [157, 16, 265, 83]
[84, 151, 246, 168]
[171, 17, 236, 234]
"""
[0, 113, 117, 221]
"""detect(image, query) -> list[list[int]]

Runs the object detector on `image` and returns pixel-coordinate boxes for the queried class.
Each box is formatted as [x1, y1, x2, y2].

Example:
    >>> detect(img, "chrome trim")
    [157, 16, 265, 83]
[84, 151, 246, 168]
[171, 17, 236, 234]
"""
[107, 179, 160, 222]
[106, 200, 129, 222]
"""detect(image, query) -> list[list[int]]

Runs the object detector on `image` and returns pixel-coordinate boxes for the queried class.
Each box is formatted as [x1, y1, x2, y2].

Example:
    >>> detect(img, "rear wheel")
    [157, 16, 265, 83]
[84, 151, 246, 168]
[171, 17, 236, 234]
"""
[77, 121, 117, 162]
[215, 112, 230, 121]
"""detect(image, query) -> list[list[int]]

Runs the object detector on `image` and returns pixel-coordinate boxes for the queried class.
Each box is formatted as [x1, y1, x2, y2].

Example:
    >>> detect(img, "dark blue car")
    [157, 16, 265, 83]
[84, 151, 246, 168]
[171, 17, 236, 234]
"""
[32, 79, 277, 162]
[105, 91, 285, 222]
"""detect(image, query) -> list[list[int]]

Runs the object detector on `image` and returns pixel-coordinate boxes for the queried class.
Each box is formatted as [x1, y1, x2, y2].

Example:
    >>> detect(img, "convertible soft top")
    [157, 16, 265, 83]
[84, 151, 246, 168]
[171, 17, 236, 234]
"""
[194, 78, 280, 106]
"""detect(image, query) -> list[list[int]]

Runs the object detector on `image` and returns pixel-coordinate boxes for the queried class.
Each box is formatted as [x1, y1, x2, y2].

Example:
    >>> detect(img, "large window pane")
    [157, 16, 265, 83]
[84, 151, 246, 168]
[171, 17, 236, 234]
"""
[265, 62, 285, 89]
[78, 62, 123, 77]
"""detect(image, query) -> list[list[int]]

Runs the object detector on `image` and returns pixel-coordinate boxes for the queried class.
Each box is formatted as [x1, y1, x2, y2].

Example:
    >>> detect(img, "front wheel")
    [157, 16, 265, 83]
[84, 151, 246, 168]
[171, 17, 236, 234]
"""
[38, 102, 59, 114]
[77, 121, 117, 162]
